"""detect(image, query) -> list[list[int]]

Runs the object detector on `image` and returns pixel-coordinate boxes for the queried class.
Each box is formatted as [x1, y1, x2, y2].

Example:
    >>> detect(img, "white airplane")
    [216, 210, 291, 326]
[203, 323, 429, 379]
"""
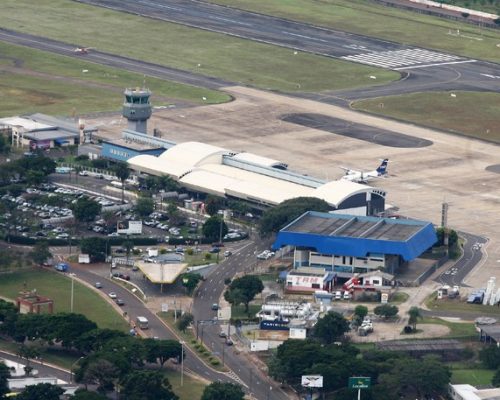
[340, 159, 389, 183]
[73, 47, 93, 55]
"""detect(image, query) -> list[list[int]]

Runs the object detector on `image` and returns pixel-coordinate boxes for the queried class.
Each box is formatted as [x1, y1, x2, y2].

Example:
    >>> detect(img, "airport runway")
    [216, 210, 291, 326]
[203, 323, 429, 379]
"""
[74, 0, 500, 101]
[0, 28, 230, 90]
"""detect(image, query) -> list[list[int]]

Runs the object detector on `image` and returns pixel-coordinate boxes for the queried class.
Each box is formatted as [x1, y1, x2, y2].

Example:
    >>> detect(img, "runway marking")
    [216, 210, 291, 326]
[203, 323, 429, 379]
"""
[208, 15, 252, 26]
[341, 48, 471, 70]
[394, 59, 477, 70]
[282, 31, 328, 43]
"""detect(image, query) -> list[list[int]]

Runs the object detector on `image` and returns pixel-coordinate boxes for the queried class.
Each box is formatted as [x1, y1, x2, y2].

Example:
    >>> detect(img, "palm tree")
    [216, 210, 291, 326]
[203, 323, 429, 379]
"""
[408, 306, 422, 331]
[113, 162, 130, 204]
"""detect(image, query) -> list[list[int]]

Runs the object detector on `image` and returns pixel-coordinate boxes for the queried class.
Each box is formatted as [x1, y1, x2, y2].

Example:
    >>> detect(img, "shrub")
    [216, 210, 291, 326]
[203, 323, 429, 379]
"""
[210, 359, 221, 366]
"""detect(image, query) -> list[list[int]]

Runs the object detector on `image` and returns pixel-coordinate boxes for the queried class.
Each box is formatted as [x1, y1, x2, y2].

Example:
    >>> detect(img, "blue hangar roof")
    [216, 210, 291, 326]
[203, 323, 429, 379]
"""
[272, 211, 437, 261]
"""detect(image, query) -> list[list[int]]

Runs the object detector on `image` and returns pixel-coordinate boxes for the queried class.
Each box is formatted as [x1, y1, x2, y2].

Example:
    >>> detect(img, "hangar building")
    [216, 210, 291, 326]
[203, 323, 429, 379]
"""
[272, 211, 437, 277]
[128, 142, 386, 212]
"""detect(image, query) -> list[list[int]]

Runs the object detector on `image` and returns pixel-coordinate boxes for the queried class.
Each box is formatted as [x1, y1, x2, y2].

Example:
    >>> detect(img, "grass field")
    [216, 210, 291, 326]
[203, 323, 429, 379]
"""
[0, 268, 128, 331]
[209, 0, 500, 64]
[451, 368, 495, 386]
[352, 91, 500, 143]
[231, 304, 261, 320]
[0, 0, 398, 93]
[0, 41, 230, 117]
[426, 291, 500, 316]
[389, 291, 409, 304]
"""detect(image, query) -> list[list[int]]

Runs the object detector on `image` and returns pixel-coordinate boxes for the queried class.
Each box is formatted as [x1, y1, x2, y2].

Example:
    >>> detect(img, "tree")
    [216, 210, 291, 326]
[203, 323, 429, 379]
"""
[71, 389, 107, 400]
[16, 383, 64, 400]
[120, 370, 178, 400]
[374, 304, 398, 319]
[29, 241, 52, 265]
[82, 359, 119, 394]
[479, 345, 500, 369]
[0, 299, 19, 337]
[0, 362, 11, 400]
[313, 311, 350, 344]
[0, 135, 10, 154]
[181, 273, 203, 295]
[176, 313, 193, 333]
[135, 196, 154, 218]
[17, 344, 40, 375]
[202, 216, 228, 241]
[407, 307, 421, 331]
[101, 210, 118, 232]
[80, 237, 108, 262]
[71, 197, 101, 223]
[259, 197, 331, 236]
[113, 162, 130, 205]
[354, 305, 368, 320]
[201, 382, 245, 400]
[75, 328, 127, 354]
[205, 196, 221, 216]
[224, 275, 263, 313]
[492, 368, 500, 387]
[145, 339, 182, 368]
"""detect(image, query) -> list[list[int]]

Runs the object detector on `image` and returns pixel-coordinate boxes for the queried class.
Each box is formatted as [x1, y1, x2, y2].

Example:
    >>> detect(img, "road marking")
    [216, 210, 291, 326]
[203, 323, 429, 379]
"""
[282, 31, 328, 43]
[480, 73, 500, 79]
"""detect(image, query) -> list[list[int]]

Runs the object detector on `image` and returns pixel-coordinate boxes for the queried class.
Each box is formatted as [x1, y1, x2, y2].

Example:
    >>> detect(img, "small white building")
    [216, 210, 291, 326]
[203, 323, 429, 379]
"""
[284, 268, 335, 293]
[358, 271, 394, 287]
[449, 384, 500, 400]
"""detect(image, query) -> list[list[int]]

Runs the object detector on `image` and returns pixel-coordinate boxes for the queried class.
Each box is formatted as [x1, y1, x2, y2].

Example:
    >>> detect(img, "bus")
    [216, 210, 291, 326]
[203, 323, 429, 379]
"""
[110, 180, 123, 188]
[55, 167, 73, 174]
[136, 316, 149, 329]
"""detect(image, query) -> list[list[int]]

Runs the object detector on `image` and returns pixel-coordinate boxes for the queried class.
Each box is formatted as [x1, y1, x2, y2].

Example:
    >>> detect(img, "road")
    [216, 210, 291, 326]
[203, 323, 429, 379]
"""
[69, 264, 242, 390]
[191, 238, 289, 400]
[73, 0, 500, 101]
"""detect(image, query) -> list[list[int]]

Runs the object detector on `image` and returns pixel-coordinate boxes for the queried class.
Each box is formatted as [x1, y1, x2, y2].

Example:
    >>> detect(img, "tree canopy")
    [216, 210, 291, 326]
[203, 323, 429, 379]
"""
[29, 241, 52, 266]
[201, 382, 245, 400]
[71, 197, 101, 223]
[80, 237, 108, 262]
[202, 216, 228, 241]
[16, 383, 64, 400]
[113, 162, 130, 204]
[181, 273, 203, 295]
[120, 370, 178, 400]
[312, 311, 350, 344]
[374, 304, 399, 319]
[135, 196, 154, 218]
[224, 275, 263, 313]
[259, 197, 331, 236]
[0, 362, 11, 400]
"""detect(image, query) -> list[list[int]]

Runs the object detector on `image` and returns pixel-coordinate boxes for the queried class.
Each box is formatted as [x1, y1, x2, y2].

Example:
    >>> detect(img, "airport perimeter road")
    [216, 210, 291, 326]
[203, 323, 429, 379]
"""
[76, 0, 500, 99]
[0, 28, 230, 90]
[192, 239, 290, 400]
[68, 265, 240, 387]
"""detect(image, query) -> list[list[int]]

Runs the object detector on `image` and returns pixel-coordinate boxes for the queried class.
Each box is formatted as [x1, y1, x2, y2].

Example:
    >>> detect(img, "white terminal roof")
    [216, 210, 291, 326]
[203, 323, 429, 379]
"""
[135, 261, 188, 284]
[128, 141, 377, 207]
[232, 152, 284, 168]
[0, 117, 54, 131]
[450, 384, 500, 400]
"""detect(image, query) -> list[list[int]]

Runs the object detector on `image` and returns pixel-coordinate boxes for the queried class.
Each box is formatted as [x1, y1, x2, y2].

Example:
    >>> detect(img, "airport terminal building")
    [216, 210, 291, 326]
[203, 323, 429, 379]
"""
[128, 141, 387, 212]
[272, 211, 437, 277]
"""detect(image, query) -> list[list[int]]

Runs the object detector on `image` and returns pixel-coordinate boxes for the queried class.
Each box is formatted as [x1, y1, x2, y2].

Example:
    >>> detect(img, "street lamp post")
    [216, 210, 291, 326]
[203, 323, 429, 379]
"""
[70, 356, 84, 384]
[69, 273, 76, 312]
[180, 341, 185, 387]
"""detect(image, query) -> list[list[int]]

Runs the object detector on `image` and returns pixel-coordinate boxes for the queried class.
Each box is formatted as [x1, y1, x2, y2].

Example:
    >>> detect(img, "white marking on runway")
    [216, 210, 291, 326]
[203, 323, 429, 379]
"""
[282, 31, 328, 43]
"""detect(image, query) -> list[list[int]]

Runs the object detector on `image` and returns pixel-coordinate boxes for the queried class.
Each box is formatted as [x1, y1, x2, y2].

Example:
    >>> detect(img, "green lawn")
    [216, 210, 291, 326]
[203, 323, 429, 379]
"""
[164, 370, 207, 400]
[0, 0, 398, 93]
[231, 304, 261, 320]
[420, 317, 477, 339]
[426, 291, 500, 316]
[0, 268, 128, 331]
[352, 91, 500, 143]
[209, 0, 500, 64]
[451, 368, 494, 386]
[389, 291, 409, 304]
[0, 41, 230, 117]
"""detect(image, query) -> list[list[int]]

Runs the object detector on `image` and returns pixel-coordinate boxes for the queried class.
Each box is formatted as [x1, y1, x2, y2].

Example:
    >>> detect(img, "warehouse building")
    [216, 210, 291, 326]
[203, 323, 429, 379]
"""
[272, 211, 437, 278]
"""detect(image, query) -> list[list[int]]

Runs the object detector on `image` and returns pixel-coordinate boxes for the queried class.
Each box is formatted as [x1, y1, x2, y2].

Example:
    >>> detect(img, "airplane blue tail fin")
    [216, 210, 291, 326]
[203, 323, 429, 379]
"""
[376, 159, 388, 175]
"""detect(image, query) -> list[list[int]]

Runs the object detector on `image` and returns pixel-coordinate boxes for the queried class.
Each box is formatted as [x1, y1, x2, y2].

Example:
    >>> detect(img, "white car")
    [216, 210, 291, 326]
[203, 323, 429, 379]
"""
[108, 292, 117, 299]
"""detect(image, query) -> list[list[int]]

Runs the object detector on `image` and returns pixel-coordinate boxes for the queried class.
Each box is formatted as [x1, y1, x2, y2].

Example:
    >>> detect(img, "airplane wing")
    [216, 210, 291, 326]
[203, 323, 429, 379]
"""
[339, 166, 353, 172]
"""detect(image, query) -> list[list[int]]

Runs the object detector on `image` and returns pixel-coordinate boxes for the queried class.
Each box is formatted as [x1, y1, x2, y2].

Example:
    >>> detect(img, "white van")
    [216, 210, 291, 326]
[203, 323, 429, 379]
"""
[343, 291, 351, 300]
[136, 316, 149, 329]
[335, 291, 342, 300]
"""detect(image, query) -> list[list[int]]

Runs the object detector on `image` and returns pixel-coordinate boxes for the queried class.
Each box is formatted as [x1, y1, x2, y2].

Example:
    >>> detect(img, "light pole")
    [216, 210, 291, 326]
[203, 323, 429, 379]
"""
[70, 356, 84, 384]
[180, 340, 185, 387]
[69, 273, 76, 312]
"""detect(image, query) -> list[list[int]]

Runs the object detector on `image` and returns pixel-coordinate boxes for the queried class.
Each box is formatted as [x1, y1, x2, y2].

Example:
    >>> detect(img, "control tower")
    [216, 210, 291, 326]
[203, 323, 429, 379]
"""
[122, 88, 152, 134]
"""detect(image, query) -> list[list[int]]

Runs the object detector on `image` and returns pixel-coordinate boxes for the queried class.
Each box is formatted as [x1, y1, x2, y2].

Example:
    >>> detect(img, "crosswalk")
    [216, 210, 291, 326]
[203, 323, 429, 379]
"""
[341, 48, 474, 70]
